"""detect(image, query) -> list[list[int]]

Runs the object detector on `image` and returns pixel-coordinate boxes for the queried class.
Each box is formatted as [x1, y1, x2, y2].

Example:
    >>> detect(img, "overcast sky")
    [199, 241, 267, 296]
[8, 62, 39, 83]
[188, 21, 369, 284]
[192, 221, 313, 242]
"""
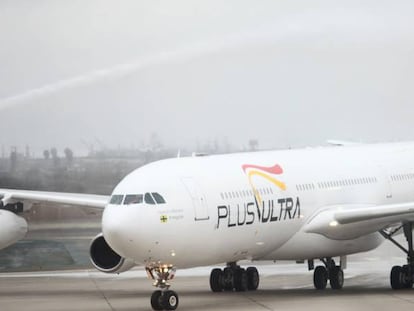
[1, 0, 414, 155]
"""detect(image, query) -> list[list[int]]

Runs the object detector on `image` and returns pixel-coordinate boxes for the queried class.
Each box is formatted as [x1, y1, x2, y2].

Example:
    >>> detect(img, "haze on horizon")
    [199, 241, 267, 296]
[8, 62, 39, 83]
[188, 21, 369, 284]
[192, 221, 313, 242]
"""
[1, 0, 414, 156]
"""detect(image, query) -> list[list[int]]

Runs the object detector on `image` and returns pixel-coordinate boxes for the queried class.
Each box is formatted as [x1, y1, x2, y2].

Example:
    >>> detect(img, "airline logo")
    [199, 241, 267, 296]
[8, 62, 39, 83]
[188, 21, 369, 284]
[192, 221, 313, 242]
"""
[242, 164, 286, 202]
[215, 162, 301, 229]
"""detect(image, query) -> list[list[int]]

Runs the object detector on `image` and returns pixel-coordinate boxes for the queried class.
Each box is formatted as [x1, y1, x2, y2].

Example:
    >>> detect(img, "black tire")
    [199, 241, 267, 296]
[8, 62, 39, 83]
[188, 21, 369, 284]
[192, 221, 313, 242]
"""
[405, 281, 414, 289]
[223, 267, 234, 291]
[391, 266, 404, 290]
[329, 266, 344, 290]
[404, 279, 414, 289]
[162, 290, 179, 311]
[313, 266, 328, 290]
[210, 268, 223, 292]
[150, 290, 163, 311]
[234, 268, 248, 292]
[402, 265, 413, 289]
[246, 267, 260, 290]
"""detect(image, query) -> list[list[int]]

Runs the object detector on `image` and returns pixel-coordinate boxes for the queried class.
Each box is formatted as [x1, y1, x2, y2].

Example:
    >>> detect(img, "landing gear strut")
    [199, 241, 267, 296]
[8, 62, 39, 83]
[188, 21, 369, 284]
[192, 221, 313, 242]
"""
[311, 258, 344, 290]
[210, 263, 259, 292]
[146, 264, 179, 310]
[380, 222, 414, 290]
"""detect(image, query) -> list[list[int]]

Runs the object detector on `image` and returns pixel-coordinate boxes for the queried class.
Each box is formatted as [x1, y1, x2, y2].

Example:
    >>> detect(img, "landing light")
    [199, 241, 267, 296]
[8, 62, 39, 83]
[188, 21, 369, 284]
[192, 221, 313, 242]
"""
[329, 221, 339, 227]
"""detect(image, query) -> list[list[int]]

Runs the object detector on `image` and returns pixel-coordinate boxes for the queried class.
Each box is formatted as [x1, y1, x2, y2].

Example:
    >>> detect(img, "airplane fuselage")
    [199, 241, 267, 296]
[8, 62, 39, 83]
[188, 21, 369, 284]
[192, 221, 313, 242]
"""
[102, 142, 414, 268]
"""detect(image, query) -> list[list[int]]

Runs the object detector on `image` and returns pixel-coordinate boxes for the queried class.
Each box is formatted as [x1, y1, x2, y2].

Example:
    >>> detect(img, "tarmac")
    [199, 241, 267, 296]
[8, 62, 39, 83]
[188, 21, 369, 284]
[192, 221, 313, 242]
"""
[0, 260, 414, 311]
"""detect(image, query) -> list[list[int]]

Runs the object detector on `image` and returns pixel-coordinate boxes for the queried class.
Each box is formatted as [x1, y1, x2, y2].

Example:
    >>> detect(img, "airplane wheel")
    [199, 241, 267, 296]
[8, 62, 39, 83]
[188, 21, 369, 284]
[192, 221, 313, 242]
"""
[210, 268, 224, 292]
[329, 266, 344, 290]
[402, 265, 413, 288]
[391, 266, 404, 290]
[313, 266, 328, 290]
[223, 267, 234, 291]
[162, 290, 179, 310]
[150, 290, 163, 311]
[234, 268, 248, 292]
[246, 267, 259, 290]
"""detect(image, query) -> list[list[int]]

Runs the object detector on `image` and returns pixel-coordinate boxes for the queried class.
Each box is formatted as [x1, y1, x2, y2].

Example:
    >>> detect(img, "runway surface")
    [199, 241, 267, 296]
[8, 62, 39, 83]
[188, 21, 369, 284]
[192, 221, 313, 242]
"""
[1, 260, 414, 311]
[0, 215, 413, 310]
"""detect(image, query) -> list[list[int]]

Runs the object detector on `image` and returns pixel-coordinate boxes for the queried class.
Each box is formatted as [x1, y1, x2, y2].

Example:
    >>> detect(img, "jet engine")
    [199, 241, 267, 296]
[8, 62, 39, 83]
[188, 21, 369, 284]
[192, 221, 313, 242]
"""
[0, 209, 28, 249]
[89, 233, 135, 273]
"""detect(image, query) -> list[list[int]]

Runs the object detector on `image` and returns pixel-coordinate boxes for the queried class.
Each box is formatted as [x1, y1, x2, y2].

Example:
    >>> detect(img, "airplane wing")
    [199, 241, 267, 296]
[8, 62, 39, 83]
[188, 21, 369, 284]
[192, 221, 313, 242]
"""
[304, 202, 414, 240]
[0, 189, 109, 209]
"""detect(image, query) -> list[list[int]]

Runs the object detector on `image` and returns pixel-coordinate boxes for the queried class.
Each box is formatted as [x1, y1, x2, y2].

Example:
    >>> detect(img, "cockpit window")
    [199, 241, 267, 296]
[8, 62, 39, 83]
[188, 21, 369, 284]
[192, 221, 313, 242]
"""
[144, 192, 156, 205]
[124, 194, 144, 205]
[110, 195, 124, 205]
[116, 193, 166, 206]
[152, 192, 166, 204]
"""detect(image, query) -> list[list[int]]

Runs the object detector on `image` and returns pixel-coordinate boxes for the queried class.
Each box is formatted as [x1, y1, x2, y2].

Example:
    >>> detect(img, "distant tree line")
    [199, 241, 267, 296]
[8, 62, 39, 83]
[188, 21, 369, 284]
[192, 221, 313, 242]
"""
[42, 147, 74, 166]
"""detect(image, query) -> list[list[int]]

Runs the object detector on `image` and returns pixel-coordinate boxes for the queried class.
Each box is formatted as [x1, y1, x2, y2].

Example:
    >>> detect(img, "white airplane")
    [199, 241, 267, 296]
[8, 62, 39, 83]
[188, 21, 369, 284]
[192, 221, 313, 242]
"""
[1, 141, 414, 310]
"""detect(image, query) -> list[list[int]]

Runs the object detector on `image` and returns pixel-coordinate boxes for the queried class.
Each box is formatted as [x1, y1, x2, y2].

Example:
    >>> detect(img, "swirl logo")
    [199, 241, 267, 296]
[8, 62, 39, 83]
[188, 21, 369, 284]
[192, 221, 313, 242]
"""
[242, 164, 286, 202]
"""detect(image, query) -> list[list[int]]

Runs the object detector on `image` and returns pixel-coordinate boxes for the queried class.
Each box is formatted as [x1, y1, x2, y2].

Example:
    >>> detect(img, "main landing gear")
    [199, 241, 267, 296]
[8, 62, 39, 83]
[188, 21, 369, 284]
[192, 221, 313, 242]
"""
[209, 263, 260, 292]
[310, 258, 344, 290]
[146, 264, 179, 311]
[380, 222, 414, 290]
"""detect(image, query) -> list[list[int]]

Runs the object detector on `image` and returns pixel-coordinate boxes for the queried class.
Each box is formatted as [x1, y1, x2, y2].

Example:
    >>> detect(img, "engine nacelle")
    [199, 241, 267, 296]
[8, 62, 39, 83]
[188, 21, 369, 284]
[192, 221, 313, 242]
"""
[0, 196, 33, 213]
[0, 209, 28, 249]
[89, 233, 135, 273]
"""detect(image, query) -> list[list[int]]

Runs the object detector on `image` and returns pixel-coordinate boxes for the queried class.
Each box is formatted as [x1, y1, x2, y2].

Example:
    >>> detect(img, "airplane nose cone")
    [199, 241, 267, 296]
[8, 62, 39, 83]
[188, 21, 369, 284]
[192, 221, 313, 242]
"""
[101, 206, 133, 258]
[101, 204, 161, 264]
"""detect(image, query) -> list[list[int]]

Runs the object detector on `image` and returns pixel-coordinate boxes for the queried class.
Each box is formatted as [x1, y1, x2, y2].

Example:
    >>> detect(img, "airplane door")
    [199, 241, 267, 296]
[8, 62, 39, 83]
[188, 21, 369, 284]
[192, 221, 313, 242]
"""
[181, 177, 210, 221]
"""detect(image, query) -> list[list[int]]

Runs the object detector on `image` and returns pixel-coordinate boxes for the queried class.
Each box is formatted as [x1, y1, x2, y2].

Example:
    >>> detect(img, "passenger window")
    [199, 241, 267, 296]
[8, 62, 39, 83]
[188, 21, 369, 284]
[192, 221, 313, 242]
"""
[145, 193, 156, 205]
[124, 194, 143, 205]
[110, 195, 124, 205]
[152, 192, 166, 204]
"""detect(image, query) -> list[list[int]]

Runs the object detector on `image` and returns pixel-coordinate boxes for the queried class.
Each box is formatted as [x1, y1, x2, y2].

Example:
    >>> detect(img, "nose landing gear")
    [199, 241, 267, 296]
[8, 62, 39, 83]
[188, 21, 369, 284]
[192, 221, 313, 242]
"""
[146, 264, 179, 310]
